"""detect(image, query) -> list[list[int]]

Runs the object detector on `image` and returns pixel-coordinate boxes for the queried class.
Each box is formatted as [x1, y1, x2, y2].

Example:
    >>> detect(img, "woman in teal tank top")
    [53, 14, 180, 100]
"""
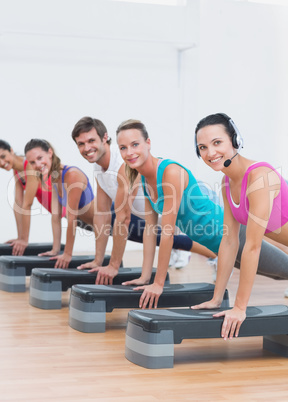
[116, 119, 224, 310]
[140, 159, 223, 253]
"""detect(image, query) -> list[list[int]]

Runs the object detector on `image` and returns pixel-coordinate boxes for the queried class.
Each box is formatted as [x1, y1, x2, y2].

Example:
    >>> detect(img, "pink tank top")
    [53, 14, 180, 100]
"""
[225, 161, 288, 234]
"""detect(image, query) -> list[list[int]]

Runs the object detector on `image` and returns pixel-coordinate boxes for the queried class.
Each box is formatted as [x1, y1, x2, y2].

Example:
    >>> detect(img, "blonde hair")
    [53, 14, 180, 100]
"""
[116, 119, 148, 189]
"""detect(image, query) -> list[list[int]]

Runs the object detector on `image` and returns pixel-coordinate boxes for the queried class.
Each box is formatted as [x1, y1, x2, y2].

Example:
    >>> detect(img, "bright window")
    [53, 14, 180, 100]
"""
[111, 0, 187, 6]
[234, 0, 288, 5]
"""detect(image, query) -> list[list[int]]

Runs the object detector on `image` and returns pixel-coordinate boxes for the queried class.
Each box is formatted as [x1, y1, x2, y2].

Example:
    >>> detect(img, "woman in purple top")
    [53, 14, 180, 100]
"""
[25, 139, 96, 269]
[193, 113, 288, 340]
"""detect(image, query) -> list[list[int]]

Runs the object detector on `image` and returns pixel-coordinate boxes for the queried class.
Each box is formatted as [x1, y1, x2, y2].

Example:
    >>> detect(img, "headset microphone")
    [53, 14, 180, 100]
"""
[195, 113, 244, 168]
[223, 152, 239, 168]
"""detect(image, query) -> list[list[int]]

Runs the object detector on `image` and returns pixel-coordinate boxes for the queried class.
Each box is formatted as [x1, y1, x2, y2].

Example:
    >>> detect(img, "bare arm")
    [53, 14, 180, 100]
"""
[93, 164, 134, 284]
[11, 176, 24, 239]
[38, 180, 63, 257]
[51, 185, 62, 253]
[123, 196, 158, 288]
[214, 168, 277, 340]
[135, 164, 188, 309]
[106, 165, 131, 267]
[49, 169, 85, 268]
[60, 170, 85, 267]
[142, 198, 159, 280]
[94, 184, 112, 266]
[77, 181, 112, 271]
[194, 176, 240, 309]
[10, 167, 40, 256]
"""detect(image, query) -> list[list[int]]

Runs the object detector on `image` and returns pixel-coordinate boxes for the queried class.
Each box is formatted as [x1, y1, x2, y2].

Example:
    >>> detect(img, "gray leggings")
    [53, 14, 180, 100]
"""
[235, 225, 288, 280]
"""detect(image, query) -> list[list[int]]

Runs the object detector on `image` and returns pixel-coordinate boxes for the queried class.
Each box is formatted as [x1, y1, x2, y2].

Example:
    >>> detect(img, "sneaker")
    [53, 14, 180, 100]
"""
[174, 250, 191, 269]
[208, 257, 233, 282]
[207, 257, 218, 282]
[169, 249, 178, 267]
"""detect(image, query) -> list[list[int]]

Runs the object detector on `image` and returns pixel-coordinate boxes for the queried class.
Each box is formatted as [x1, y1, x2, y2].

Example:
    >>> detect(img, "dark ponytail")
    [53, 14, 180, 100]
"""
[24, 139, 61, 183]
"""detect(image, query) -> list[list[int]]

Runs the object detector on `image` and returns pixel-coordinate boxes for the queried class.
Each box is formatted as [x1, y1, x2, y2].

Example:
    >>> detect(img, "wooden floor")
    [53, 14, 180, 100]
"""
[1, 250, 288, 401]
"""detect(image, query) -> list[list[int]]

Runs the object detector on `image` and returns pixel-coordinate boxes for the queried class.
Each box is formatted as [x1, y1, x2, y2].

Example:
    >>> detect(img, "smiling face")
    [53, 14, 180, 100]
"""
[117, 128, 151, 170]
[0, 148, 14, 171]
[25, 147, 53, 178]
[75, 128, 107, 164]
[196, 124, 235, 171]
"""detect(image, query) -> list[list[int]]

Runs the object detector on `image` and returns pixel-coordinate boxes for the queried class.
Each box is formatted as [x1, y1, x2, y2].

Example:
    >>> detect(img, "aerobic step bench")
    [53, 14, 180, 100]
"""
[29, 267, 169, 310]
[0, 242, 64, 256]
[68, 283, 229, 333]
[0, 254, 113, 292]
[125, 305, 288, 369]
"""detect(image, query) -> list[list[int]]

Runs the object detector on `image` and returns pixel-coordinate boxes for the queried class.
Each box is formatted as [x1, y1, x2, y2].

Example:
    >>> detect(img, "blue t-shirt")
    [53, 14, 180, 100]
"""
[141, 159, 223, 253]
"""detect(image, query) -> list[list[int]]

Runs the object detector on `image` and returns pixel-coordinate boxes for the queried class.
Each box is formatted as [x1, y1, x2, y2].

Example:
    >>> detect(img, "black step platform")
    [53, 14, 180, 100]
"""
[69, 283, 229, 333]
[30, 267, 169, 310]
[125, 305, 288, 368]
[0, 254, 112, 292]
[0, 242, 64, 256]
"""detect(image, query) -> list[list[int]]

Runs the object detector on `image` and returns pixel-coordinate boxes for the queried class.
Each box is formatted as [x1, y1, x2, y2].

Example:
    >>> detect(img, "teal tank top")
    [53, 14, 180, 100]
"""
[141, 159, 224, 253]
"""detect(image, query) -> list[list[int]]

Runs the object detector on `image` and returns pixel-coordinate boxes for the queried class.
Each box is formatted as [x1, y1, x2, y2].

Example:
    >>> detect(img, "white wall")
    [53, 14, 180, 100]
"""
[184, 0, 288, 193]
[0, 0, 287, 251]
[0, 0, 198, 250]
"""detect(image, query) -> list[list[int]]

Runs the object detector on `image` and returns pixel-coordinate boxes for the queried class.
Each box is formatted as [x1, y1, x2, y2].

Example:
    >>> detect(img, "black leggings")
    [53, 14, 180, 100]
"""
[77, 205, 193, 251]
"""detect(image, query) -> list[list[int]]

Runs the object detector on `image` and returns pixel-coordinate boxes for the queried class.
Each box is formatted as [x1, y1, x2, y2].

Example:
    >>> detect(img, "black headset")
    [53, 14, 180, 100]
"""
[195, 113, 243, 158]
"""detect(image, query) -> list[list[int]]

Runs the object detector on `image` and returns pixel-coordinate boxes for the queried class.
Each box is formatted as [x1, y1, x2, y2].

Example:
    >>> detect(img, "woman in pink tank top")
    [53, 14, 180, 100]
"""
[0, 139, 53, 256]
[193, 113, 288, 340]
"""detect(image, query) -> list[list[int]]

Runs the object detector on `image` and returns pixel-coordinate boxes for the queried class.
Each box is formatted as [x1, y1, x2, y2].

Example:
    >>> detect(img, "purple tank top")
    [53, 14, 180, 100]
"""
[225, 161, 288, 234]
